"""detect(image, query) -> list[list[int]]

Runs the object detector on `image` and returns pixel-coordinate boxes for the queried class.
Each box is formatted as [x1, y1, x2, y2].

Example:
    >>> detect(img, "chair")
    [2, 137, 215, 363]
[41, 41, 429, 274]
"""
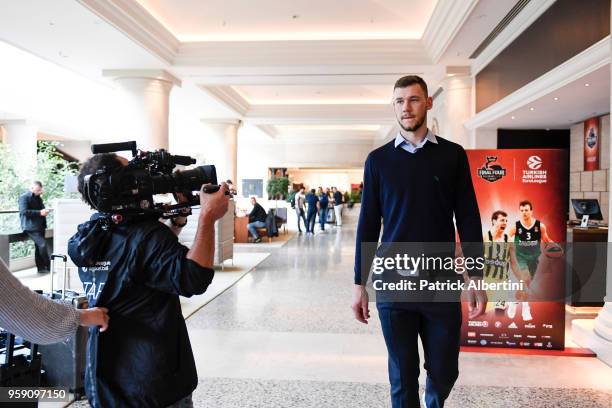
[274, 208, 288, 234]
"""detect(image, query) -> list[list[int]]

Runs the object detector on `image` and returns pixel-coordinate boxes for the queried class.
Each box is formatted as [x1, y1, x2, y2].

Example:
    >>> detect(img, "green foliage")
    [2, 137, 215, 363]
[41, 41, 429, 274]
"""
[0, 141, 77, 258]
[266, 176, 290, 200]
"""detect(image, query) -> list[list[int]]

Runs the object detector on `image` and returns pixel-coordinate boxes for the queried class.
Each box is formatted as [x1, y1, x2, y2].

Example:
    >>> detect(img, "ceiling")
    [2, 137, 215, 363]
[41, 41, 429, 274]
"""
[233, 85, 391, 105]
[0, 0, 607, 147]
[481, 64, 610, 130]
[134, 0, 438, 41]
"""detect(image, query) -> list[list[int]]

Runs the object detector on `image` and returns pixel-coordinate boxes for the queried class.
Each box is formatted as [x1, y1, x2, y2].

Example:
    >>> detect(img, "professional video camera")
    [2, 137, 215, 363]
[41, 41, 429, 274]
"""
[83, 141, 223, 218]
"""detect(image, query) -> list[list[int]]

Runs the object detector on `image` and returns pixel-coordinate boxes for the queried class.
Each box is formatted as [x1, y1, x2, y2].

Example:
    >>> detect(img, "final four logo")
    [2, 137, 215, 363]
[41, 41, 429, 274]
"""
[477, 156, 506, 182]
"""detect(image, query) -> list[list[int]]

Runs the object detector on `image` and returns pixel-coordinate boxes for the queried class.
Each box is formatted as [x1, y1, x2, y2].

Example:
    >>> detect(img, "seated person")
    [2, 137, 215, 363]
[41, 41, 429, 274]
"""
[247, 197, 267, 243]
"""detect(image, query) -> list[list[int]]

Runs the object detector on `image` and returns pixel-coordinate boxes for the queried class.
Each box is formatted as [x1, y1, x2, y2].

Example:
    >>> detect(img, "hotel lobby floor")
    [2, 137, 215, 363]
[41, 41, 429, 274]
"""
[70, 225, 611, 407]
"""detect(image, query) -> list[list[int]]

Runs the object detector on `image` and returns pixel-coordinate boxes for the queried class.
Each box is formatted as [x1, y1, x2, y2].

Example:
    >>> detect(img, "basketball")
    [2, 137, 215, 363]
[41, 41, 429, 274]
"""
[544, 242, 564, 258]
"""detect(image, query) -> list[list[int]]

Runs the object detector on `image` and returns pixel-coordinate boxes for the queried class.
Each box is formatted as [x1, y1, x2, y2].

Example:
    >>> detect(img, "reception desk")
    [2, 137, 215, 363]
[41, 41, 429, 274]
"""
[566, 226, 607, 307]
[234, 216, 249, 243]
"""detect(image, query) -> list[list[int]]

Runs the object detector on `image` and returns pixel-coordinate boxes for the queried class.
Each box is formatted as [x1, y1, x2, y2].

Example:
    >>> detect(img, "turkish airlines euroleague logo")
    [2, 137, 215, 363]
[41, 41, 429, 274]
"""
[523, 155, 547, 184]
[527, 156, 543, 170]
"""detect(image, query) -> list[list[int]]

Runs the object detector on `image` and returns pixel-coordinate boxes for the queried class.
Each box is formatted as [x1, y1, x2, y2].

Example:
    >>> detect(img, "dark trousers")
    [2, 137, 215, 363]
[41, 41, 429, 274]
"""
[296, 208, 306, 231]
[25, 230, 50, 272]
[306, 209, 317, 233]
[378, 302, 462, 408]
[319, 207, 328, 230]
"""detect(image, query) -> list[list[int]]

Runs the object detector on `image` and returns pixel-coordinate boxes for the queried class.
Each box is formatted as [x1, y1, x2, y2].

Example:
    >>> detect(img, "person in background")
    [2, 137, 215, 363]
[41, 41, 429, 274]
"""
[332, 186, 344, 227]
[18, 181, 51, 273]
[0, 258, 109, 345]
[305, 189, 319, 235]
[318, 188, 330, 232]
[295, 187, 307, 233]
[247, 196, 267, 243]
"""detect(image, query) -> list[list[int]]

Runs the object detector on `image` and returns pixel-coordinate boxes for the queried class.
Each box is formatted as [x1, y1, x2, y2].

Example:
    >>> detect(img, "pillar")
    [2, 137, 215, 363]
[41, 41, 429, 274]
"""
[200, 119, 240, 185]
[103, 70, 181, 152]
[571, 12, 612, 365]
[428, 72, 473, 148]
[1, 119, 38, 179]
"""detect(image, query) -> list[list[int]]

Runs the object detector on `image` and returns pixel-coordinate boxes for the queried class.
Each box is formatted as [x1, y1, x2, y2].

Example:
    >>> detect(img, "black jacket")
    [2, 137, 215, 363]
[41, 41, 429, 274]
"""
[18, 191, 47, 231]
[248, 203, 267, 223]
[68, 214, 215, 408]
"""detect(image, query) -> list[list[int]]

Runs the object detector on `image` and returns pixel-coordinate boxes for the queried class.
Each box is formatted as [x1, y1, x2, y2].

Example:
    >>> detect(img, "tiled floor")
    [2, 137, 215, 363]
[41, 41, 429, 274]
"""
[69, 217, 612, 407]
[184, 223, 612, 407]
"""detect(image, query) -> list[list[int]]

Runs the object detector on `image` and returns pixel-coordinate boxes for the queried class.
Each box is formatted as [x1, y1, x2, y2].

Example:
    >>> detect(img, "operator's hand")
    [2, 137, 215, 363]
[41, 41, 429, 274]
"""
[352, 284, 370, 324]
[40, 209, 50, 216]
[199, 182, 229, 223]
[465, 277, 487, 319]
[78, 307, 110, 332]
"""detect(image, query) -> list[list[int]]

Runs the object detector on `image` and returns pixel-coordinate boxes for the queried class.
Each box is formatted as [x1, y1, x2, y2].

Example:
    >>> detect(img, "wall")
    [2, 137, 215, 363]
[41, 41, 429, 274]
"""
[235, 127, 371, 210]
[569, 114, 610, 221]
[287, 169, 363, 192]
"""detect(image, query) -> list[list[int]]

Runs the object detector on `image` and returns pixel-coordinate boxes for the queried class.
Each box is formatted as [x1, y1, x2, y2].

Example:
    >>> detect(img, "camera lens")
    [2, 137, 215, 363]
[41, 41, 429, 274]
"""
[150, 165, 217, 194]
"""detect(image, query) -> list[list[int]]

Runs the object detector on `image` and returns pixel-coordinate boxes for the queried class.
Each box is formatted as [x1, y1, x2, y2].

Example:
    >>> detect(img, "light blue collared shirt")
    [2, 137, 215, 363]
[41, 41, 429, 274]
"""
[394, 129, 438, 153]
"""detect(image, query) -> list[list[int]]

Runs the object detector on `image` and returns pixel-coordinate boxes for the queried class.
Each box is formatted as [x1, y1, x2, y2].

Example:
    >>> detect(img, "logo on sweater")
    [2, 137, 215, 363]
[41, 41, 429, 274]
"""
[477, 156, 506, 182]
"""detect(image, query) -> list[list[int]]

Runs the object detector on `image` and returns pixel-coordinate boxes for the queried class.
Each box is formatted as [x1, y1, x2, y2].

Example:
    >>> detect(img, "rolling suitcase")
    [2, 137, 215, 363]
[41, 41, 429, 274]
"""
[38, 254, 88, 400]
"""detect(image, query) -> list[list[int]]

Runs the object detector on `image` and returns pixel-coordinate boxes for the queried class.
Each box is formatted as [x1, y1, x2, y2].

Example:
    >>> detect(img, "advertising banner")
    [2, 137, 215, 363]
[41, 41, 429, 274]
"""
[584, 117, 600, 171]
[461, 149, 568, 350]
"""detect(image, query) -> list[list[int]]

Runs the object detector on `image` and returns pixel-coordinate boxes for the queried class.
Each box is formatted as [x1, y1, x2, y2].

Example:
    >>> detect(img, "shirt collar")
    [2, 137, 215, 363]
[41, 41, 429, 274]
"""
[394, 129, 437, 149]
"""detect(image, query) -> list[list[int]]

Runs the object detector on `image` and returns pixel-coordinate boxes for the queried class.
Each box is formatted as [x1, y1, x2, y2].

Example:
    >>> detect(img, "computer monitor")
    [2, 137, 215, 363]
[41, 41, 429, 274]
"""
[571, 199, 603, 224]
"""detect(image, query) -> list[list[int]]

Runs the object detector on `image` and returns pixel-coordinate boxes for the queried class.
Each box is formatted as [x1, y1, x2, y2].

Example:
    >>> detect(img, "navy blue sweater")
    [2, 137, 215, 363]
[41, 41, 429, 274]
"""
[354, 137, 483, 284]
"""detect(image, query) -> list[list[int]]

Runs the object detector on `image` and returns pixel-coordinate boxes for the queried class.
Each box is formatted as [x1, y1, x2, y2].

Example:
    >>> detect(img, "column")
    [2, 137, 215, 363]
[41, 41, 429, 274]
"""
[593, 15, 612, 348]
[571, 13, 612, 365]
[1, 119, 38, 179]
[200, 119, 241, 185]
[103, 70, 181, 152]
[441, 74, 473, 148]
[428, 70, 473, 148]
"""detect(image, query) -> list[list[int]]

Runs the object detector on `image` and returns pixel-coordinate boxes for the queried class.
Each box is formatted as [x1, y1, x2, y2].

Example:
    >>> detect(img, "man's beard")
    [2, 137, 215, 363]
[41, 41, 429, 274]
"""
[397, 114, 426, 132]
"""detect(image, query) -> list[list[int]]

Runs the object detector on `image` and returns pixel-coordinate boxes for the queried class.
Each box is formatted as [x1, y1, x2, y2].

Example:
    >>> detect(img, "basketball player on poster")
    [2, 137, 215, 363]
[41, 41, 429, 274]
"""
[483, 210, 515, 313]
[508, 200, 562, 321]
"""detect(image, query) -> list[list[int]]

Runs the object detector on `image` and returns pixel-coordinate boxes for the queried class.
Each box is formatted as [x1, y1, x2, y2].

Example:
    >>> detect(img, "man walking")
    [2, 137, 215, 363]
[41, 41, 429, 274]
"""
[353, 75, 487, 408]
[304, 188, 319, 235]
[18, 181, 50, 273]
[318, 188, 330, 231]
[295, 187, 307, 233]
[332, 187, 343, 227]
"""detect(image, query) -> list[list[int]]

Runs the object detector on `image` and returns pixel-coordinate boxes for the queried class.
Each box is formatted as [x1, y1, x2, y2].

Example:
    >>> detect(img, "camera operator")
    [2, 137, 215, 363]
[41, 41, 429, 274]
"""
[69, 153, 229, 408]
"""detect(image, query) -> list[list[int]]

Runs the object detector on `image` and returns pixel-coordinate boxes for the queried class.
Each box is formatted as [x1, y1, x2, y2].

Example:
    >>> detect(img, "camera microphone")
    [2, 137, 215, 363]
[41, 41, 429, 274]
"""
[92, 141, 138, 156]
[173, 155, 196, 166]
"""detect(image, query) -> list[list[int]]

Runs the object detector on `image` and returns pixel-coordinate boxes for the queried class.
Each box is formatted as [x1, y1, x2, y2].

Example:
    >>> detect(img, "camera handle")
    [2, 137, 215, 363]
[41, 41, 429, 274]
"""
[202, 185, 232, 196]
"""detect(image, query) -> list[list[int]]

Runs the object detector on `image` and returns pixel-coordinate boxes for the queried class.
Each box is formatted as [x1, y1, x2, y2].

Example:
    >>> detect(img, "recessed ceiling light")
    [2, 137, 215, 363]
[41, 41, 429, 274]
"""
[553, 97, 559, 101]
[585, 83, 590, 87]
[529, 107, 535, 111]
[511, 116, 516, 120]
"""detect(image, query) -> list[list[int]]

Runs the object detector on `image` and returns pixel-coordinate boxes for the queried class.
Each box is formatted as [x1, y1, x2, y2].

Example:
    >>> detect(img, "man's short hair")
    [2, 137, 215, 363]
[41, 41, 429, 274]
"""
[393, 75, 428, 97]
[32, 181, 43, 188]
[519, 200, 533, 210]
[491, 210, 507, 223]
[77, 153, 123, 208]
